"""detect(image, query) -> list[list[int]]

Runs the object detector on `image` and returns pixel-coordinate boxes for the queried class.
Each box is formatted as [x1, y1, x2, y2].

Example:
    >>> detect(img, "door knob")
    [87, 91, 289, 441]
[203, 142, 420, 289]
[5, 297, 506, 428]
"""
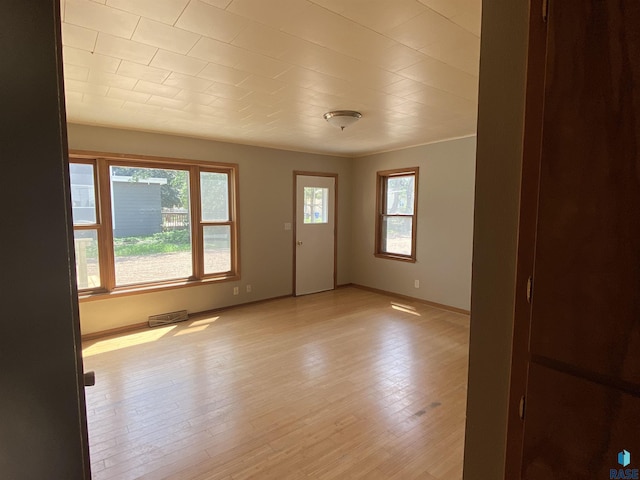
[83, 371, 95, 387]
[297, 241, 303, 246]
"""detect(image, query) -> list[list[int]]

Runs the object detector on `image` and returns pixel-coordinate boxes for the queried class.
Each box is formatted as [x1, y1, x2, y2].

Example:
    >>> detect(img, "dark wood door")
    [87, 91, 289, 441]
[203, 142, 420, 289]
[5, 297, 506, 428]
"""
[521, 1, 640, 477]
[0, 1, 91, 478]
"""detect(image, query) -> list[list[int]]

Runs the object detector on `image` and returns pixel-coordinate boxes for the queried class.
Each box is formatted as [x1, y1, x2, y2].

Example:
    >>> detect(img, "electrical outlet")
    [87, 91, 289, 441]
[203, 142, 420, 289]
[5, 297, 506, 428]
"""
[233, 286, 239, 295]
[246, 284, 252, 293]
[414, 279, 420, 288]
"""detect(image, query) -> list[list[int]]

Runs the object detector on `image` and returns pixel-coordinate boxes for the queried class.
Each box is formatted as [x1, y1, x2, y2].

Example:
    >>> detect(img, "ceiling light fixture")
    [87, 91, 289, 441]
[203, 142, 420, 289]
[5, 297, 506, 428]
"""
[323, 110, 362, 131]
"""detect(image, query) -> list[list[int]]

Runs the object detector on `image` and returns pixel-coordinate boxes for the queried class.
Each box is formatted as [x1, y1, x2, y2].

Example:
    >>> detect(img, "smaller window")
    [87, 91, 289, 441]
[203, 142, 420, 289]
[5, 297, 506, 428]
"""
[70, 161, 102, 290]
[200, 170, 233, 275]
[375, 167, 419, 262]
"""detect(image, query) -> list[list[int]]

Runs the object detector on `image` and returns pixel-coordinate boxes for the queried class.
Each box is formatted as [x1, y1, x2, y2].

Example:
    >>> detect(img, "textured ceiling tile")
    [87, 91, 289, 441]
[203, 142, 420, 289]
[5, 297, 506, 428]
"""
[61, 22, 97, 51]
[106, 0, 190, 25]
[197, 63, 251, 86]
[451, 11, 482, 37]
[226, 0, 309, 30]
[65, 90, 84, 104]
[134, 79, 182, 98]
[147, 95, 190, 109]
[150, 50, 208, 76]
[163, 72, 213, 93]
[277, 68, 351, 96]
[363, 42, 425, 73]
[94, 33, 158, 65]
[231, 23, 298, 59]
[405, 87, 477, 116]
[88, 70, 138, 89]
[381, 77, 431, 97]
[311, 0, 426, 32]
[65, 0, 139, 39]
[204, 81, 251, 100]
[63, 45, 121, 73]
[117, 60, 172, 84]
[65, 79, 109, 96]
[107, 87, 152, 103]
[341, 63, 405, 90]
[196, 102, 234, 117]
[175, 90, 218, 106]
[418, 0, 481, 22]
[188, 37, 244, 67]
[420, 32, 480, 76]
[281, 4, 394, 61]
[132, 18, 200, 55]
[122, 102, 163, 115]
[237, 75, 285, 95]
[162, 106, 215, 122]
[231, 49, 292, 79]
[397, 57, 478, 100]
[384, 9, 453, 51]
[200, 0, 233, 8]
[277, 41, 346, 76]
[417, 0, 460, 18]
[176, 1, 251, 43]
[64, 63, 90, 82]
[209, 96, 251, 111]
[82, 93, 125, 109]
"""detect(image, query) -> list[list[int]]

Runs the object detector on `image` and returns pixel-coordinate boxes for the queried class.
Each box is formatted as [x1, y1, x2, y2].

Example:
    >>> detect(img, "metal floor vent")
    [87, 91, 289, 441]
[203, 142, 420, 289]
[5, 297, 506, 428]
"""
[148, 310, 189, 327]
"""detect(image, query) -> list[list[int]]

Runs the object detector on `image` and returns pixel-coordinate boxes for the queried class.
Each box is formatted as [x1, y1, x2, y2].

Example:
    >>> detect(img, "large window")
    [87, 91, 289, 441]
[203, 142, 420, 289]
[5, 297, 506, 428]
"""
[69, 153, 239, 296]
[375, 167, 419, 262]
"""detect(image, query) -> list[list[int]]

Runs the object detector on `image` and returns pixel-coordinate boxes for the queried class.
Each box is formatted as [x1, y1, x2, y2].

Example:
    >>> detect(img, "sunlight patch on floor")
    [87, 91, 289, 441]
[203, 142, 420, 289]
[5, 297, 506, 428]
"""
[187, 316, 220, 328]
[174, 324, 210, 336]
[82, 325, 177, 357]
[391, 302, 421, 316]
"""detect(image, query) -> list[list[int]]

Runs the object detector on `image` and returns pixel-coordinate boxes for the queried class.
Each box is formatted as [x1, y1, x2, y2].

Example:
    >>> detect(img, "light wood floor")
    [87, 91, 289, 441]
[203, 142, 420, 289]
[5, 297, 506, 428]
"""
[83, 287, 469, 480]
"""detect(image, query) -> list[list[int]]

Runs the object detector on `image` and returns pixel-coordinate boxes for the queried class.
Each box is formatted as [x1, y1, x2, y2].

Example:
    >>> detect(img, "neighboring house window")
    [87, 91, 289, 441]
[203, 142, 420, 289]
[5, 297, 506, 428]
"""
[375, 167, 418, 262]
[69, 154, 239, 296]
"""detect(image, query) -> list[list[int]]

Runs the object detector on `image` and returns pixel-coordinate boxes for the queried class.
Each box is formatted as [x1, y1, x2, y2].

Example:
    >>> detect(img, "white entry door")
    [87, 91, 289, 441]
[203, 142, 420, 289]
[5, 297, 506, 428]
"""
[295, 174, 336, 295]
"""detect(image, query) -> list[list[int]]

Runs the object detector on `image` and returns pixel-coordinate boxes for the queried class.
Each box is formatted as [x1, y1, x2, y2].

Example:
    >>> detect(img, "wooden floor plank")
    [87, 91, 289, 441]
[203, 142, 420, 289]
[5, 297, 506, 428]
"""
[83, 287, 469, 479]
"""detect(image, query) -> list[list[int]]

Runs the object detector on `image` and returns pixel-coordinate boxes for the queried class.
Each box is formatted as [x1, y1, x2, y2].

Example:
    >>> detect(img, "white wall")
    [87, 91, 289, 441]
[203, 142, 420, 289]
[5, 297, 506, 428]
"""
[350, 137, 477, 311]
[68, 124, 353, 335]
[69, 124, 477, 336]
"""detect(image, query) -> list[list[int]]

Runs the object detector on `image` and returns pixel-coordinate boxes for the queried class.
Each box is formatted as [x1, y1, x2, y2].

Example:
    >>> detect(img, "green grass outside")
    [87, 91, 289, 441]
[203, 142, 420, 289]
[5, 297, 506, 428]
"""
[113, 229, 191, 256]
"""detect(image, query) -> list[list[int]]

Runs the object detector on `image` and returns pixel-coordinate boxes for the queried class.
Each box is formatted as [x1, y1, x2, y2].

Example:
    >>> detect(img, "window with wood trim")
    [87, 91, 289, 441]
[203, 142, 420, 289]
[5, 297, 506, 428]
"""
[69, 153, 239, 296]
[375, 167, 419, 262]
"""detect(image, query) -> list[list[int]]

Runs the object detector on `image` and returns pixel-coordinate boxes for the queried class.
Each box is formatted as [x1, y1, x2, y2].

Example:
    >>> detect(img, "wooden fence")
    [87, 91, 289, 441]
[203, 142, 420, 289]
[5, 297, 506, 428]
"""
[162, 212, 189, 231]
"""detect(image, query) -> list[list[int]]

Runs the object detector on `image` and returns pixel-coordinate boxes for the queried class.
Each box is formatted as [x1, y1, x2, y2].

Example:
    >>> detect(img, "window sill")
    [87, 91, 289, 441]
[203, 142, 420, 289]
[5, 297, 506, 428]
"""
[374, 253, 417, 263]
[78, 274, 240, 302]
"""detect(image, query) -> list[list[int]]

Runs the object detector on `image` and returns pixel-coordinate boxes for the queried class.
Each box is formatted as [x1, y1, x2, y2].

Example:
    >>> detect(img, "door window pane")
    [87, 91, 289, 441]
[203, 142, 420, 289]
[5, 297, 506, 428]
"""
[303, 187, 329, 224]
[70, 163, 97, 225]
[201, 172, 229, 222]
[110, 166, 192, 286]
[74, 230, 100, 289]
[382, 217, 413, 256]
[203, 225, 231, 274]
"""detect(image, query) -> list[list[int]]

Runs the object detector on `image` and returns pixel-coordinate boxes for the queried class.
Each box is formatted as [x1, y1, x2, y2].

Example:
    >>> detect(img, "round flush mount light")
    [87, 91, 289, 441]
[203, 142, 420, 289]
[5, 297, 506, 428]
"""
[323, 110, 362, 131]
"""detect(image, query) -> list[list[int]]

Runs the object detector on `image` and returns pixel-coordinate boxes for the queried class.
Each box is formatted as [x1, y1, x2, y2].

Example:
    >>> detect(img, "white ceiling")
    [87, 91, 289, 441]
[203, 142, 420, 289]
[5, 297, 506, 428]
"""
[61, 0, 481, 157]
